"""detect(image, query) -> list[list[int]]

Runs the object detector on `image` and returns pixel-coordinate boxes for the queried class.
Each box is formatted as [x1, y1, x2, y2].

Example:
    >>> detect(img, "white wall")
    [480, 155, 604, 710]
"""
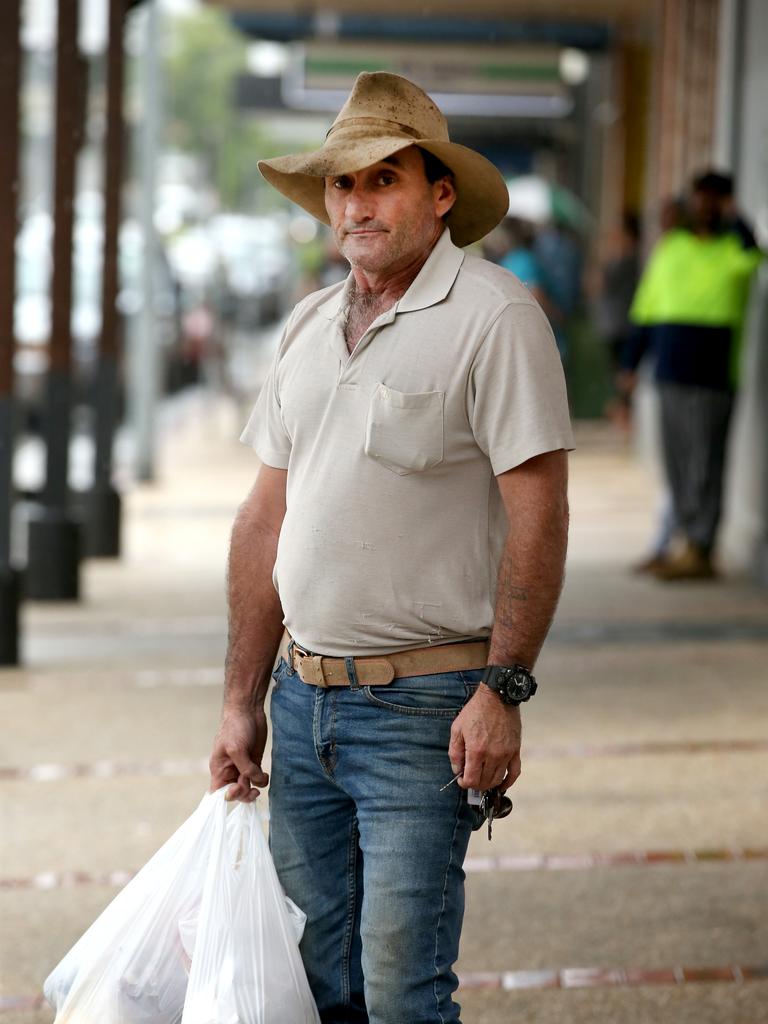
[736, 0, 768, 245]
[720, 0, 768, 582]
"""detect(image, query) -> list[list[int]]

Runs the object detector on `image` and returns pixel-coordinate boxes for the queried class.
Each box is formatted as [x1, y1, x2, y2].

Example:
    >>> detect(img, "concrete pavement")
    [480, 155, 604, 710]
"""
[1, 390, 766, 1023]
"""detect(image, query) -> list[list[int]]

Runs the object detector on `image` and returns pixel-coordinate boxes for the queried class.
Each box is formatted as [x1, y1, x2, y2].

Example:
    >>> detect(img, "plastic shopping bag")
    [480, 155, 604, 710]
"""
[44, 790, 220, 1023]
[182, 794, 320, 1024]
[44, 789, 319, 1024]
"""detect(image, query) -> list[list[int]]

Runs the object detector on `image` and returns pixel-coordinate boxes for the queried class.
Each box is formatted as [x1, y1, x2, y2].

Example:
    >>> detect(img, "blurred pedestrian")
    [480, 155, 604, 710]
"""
[622, 172, 762, 580]
[209, 71, 572, 1023]
[499, 216, 542, 285]
[619, 197, 686, 572]
[533, 219, 583, 361]
[595, 210, 641, 407]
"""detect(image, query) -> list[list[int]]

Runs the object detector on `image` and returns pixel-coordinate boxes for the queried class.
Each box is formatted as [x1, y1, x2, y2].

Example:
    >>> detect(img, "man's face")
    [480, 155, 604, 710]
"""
[690, 187, 722, 233]
[324, 146, 456, 276]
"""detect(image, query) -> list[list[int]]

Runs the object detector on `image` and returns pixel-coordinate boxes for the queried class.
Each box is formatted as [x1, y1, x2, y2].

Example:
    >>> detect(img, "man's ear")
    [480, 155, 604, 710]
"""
[434, 177, 457, 219]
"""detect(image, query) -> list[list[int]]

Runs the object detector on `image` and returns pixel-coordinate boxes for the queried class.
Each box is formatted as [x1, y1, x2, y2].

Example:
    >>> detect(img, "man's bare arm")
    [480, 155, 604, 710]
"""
[449, 450, 569, 792]
[224, 465, 287, 708]
[209, 464, 287, 801]
[489, 449, 569, 667]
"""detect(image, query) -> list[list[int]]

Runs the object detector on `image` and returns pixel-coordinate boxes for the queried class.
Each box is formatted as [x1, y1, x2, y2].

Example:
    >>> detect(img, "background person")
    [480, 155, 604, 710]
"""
[621, 171, 762, 580]
[595, 210, 641, 430]
[533, 218, 584, 362]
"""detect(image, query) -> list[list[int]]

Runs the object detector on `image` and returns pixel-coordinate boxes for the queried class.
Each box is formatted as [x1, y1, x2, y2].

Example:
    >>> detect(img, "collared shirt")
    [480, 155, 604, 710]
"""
[241, 229, 573, 657]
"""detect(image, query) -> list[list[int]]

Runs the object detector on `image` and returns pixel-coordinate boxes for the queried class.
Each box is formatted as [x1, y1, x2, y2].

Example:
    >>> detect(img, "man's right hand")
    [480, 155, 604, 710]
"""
[209, 705, 269, 803]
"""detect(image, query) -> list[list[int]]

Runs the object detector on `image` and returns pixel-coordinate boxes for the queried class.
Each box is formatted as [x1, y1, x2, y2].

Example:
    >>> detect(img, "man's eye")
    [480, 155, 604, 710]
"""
[332, 177, 351, 189]
[378, 174, 396, 185]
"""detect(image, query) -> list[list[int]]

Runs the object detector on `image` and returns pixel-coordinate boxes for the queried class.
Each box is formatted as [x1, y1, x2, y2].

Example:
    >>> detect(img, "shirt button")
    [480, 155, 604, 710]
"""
[379, 385, 387, 398]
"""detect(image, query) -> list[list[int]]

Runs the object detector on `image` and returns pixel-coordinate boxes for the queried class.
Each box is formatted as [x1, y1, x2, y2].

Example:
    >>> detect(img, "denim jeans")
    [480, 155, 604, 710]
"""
[268, 655, 485, 1024]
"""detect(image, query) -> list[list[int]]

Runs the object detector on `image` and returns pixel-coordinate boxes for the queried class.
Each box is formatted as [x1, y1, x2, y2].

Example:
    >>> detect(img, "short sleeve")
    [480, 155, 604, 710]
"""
[469, 301, 574, 475]
[239, 348, 291, 469]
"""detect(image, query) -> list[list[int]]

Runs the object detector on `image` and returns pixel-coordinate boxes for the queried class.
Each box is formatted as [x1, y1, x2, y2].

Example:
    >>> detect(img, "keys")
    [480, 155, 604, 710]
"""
[439, 772, 463, 792]
[443, 775, 513, 840]
[478, 787, 514, 841]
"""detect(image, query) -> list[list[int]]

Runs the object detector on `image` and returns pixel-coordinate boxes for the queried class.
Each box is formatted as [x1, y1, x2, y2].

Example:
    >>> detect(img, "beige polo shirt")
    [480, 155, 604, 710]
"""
[241, 229, 573, 657]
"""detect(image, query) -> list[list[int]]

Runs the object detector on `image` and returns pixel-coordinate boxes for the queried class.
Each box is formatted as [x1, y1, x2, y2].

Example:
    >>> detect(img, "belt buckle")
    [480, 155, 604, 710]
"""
[292, 643, 329, 687]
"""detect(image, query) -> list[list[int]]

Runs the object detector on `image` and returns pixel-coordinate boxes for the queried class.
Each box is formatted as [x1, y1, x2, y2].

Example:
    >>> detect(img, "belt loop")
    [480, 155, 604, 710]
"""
[311, 655, 329, 687]
[344, 656, 361, 690]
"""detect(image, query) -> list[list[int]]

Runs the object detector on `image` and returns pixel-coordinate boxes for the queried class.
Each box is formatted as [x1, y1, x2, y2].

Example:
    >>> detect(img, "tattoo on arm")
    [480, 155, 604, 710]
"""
[494, 585, 529, 630]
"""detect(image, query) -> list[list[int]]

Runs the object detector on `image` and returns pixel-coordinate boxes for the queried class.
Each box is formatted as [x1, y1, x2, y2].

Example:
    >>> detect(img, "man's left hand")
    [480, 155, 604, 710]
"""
[448, 685, 522, 792]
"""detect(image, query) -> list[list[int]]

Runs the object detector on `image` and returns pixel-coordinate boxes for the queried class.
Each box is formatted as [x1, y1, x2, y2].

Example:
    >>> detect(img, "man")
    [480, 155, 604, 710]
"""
[622, 171, 761, 580]
[209, 73, 572, 1024]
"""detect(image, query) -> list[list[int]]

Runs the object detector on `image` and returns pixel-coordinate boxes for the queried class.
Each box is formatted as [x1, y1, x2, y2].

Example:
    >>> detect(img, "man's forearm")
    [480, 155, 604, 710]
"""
[488, 494, 569, 669]
[224, 504, 285, 710]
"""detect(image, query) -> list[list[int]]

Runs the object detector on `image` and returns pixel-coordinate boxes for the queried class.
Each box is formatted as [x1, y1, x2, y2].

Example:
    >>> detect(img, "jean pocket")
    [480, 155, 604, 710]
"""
[270, 657, 290, 694]
[364, 383, 444, 476]
[362, 672, 474, 718]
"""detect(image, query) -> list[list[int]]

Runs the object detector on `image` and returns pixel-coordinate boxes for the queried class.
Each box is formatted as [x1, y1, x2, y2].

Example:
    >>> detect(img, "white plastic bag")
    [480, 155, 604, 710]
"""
[182, 794, 320, 1024]
[44, 789, 319, 1024]
[44, 790, 219, 1023]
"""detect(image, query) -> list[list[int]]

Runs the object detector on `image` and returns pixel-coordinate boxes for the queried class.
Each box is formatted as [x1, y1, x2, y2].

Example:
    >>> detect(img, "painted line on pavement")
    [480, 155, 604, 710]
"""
[12, 667, 223, 692]
[2, 737, 767, 784]
[464, 847, 768, 872]
[459, 963, 768, 990]
[3, 964, 767, 1014]
[525, 737, 768, 758]
[3, 848, 766, 892]
[0, 757, 209, 782]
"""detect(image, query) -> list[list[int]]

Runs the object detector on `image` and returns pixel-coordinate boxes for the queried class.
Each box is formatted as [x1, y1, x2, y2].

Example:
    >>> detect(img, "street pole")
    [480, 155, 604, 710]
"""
[26, 0, 83, 600]
[87, 0, 126, 557]
[128, 0, 161, 483]
[0, 0, 22, 661]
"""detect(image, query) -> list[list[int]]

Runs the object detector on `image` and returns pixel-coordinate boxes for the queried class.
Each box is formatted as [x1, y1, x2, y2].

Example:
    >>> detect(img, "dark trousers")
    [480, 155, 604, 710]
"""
[658, 382, 734, 554]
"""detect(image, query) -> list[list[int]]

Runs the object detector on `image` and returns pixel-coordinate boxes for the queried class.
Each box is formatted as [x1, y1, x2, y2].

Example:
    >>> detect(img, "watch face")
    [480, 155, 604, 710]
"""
[484, 665, 536, 704]
[494, 667, 534, 703]
[506, 669, 531, 701]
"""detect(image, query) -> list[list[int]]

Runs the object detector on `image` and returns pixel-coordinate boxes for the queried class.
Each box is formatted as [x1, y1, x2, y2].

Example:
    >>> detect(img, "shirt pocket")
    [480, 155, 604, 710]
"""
[364, 383, 445, 476]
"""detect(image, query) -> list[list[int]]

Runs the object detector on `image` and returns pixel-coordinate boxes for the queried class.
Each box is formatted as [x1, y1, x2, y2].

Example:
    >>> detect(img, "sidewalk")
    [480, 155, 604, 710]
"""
[1, 390, 767, 1023]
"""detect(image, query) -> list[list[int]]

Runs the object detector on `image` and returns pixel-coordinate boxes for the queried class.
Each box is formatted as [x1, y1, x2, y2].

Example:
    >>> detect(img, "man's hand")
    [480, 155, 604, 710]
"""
[448, 685, 522, 792]
[209, 705, 269, 803]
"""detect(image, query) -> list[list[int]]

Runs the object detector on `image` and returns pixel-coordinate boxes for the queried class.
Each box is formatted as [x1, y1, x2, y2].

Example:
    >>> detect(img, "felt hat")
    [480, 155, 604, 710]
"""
[258, 72, 509, 247]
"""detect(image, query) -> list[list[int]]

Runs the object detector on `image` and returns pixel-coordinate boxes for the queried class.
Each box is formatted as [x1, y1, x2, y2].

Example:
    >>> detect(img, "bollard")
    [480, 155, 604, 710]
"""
[26, 507, 82, 601]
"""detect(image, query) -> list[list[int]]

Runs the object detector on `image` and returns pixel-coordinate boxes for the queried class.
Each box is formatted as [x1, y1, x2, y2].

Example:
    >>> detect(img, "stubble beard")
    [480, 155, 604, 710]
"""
[338, 227, 403, 274]
[337, 209, 437, 276]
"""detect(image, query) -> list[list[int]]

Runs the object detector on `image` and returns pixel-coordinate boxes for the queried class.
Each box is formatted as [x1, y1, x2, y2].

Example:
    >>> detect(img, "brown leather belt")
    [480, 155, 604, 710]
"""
[278, 630, 489, 688]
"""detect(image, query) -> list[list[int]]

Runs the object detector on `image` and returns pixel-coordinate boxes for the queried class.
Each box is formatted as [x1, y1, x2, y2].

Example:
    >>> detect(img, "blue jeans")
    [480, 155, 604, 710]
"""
[268, 656, 484, 1024]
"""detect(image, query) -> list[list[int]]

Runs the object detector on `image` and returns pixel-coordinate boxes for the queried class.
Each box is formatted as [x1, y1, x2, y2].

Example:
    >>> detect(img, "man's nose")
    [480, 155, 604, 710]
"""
[345, 184, 375, 222]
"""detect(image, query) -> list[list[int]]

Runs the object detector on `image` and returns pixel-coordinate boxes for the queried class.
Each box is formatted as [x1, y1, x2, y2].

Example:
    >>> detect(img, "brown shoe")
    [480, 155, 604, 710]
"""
[652, 544, 716, 581]
[631, 554, 670, 575]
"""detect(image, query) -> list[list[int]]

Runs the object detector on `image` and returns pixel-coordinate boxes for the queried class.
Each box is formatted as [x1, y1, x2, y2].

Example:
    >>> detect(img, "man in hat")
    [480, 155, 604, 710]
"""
[209, 73, 572, 1023]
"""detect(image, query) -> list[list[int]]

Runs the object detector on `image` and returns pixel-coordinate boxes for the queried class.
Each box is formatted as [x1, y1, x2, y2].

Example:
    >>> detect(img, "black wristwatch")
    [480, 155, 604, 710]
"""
[482, 664, 538, 706]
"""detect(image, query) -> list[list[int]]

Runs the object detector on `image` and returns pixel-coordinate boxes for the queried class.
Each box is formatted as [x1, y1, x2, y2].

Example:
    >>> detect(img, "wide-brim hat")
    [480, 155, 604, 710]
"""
[258, 72, 509, 248]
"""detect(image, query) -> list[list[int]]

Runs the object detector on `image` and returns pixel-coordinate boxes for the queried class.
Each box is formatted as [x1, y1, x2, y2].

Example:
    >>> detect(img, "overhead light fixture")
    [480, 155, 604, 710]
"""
[247, 42, 289, 78]
[559, 48, 590, 86]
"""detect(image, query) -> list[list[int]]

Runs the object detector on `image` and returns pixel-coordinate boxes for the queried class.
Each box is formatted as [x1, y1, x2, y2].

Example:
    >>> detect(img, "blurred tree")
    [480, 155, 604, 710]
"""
[165, 8, 267, 209]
